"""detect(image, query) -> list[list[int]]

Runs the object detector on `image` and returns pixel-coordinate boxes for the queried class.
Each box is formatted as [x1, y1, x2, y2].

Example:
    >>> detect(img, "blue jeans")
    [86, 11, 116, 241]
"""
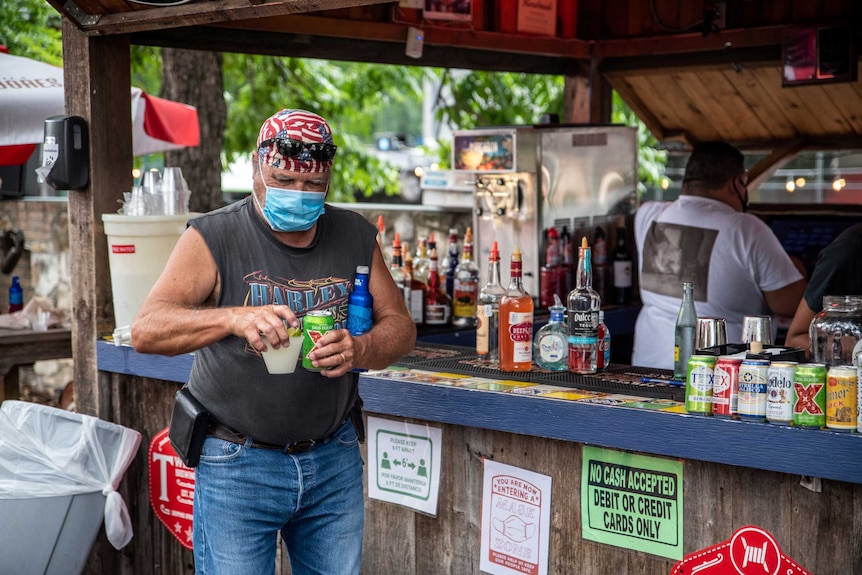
[193, 419, 364, 575]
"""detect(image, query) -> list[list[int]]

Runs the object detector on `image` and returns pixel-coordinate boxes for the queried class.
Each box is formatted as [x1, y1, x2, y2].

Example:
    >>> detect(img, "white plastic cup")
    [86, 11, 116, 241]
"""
[261, 335, 303, 374]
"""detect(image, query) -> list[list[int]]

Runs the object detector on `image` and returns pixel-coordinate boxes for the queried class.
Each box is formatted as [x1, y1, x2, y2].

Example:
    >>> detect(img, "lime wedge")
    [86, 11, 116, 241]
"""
[286, 326, 302, 337]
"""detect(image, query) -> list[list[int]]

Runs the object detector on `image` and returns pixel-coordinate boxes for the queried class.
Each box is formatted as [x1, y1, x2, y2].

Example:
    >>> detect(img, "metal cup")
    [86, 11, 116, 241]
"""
[741, 315, 774, 345]
[694, 317, 727, 351]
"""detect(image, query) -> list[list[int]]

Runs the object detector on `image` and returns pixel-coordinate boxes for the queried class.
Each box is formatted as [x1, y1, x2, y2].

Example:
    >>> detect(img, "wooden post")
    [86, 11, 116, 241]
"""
[563, 59, 611, 124]
[61, 21, 133, 419]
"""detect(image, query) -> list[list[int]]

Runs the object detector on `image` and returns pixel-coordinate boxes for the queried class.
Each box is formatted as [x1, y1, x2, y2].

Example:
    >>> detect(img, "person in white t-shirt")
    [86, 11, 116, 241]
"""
[632, 141, 806, 370]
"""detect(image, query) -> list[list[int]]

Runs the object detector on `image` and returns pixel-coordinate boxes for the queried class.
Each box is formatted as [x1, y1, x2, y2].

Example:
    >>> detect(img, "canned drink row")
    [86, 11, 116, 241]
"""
[684, 354, 861, 432]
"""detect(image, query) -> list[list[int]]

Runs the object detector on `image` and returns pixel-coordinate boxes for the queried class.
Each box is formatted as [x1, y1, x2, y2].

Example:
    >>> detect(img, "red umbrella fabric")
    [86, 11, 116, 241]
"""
[0, 49, 199, 166]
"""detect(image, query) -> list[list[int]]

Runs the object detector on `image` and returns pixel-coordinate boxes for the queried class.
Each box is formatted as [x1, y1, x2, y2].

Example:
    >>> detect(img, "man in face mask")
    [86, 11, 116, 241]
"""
[631, 141, 806, 370]
[132, 109, 416, 574]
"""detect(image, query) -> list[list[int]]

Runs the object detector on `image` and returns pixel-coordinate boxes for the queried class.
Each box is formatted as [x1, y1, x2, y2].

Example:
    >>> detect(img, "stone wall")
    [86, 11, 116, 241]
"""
[0, 198, 73, 399]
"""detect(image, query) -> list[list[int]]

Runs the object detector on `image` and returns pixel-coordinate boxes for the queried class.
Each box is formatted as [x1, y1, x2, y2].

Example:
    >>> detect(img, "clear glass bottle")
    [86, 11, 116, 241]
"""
[499, 245, 534, 372]
[535, 294, 568, 371]
[477, 240, 506, 366]
[389, 233, 409, 309]
[413, 237, 430, 285]
[809, 295, 862, 367]
[377, 214, 391, 266]
[567, 237, 601, 374]
[403, 247, 426, 325]
[674, 281, 697, 380]
[441, 228, 459, 302]
[452, 227, 479, 327]
[424, 248, 451, 325]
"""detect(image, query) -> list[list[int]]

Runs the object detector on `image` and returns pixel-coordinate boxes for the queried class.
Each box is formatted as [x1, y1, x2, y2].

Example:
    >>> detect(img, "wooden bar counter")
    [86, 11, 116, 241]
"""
[95, 341, 862, 575]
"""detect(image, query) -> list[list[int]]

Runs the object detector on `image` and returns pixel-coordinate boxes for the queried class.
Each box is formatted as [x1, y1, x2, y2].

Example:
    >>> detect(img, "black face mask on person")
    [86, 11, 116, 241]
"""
[732, 176, 749, 213]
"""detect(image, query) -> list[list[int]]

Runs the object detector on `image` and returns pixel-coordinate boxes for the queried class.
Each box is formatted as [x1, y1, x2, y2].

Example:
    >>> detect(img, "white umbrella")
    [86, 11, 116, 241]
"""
[0, 50, 199, 165]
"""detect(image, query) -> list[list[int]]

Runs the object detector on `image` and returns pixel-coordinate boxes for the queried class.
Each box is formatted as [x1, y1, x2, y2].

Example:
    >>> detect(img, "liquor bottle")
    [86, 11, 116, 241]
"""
[567, 237, 601, 374]
[452, 227, 479, 327]
[403, 248, 426, 325]
[347, 266, 373, 336]
[424, 248, 451, 325]
[593, 226, 612, 305]
[612, 226, 633, 305]
[597, 310, 611, 370]
[8, 275, 23, 313]
[376, 215, 391, 266]
[539, 226, 561, 308]
[413, 237, 430, 285]
[477, 240, 506, 365]
[499, 245, 534, 372]
[674, 281, 697, 380]
[560, 225, 574, 295]
[535, 294, 568, 371]
[441, 228, 459, 302]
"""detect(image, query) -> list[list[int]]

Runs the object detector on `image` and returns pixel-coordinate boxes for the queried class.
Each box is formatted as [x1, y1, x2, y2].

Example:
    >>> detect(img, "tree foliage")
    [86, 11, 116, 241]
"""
[0, 0, 62, 64]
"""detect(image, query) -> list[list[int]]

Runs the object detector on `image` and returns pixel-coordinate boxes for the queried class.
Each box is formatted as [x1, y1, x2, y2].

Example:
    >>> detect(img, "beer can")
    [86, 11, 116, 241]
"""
[826, 365, 857, 432]
[685, 355, 716, 415]
[857, 351, 862, 432]
[766, 361, 797, 426]
[713, 356, 742, 418]
[793, 363, 827, 429]
[737, 359, 770, 422]
[301, 309, 335, 371]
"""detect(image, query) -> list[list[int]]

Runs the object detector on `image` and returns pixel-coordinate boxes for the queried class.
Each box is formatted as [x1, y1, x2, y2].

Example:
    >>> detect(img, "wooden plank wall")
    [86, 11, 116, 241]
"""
[82, 375, 862, 575]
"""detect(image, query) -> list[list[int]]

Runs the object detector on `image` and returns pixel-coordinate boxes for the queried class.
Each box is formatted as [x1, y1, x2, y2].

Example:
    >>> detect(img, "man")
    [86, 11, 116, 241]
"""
[632, 141, 806, 369]
[132, 109, 416, 574]
[785, 222, 862, 355]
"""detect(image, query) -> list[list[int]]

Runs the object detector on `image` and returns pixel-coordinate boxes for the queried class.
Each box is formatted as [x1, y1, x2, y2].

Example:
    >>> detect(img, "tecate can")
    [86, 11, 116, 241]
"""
[793, 363, 827, 429]
[713, 356, 742, 418]
[301, 309, 335, 371]
[686, 355, 716, 415]
[766, 361, 797, 426]
[737, 359, 770, 422]
[826, 365, 857, 432]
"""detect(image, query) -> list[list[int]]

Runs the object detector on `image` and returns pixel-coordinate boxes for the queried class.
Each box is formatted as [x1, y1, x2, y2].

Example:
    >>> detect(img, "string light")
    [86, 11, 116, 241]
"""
[660, 177, 670, 190]
[795, 177, 806, 188]
[832, 176, 846, 192]
[785, 177, 795, 192]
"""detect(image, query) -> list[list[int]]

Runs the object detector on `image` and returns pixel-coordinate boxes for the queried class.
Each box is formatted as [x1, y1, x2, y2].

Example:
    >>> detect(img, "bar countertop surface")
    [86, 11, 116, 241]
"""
[96, 340, 862, 485]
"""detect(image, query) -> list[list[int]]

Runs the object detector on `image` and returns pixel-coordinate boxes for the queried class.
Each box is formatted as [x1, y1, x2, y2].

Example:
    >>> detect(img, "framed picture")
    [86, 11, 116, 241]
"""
[783, 26, 856, 86]
[424, 0, 471, 21]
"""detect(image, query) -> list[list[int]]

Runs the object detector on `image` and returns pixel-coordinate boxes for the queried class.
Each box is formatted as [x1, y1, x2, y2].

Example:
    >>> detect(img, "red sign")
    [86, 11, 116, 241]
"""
[148, 427, 195, 550]
[111, 244, 136, 254]
[670, 526, 811, 575]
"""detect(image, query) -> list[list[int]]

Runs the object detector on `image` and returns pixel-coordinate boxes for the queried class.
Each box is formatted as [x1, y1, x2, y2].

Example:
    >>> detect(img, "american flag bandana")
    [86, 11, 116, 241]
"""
[257, 109, 334, 173]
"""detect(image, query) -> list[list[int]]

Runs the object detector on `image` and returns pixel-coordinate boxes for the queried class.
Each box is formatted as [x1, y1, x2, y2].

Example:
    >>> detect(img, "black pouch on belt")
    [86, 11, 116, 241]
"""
[349, 395, 365, 444]
[169, 385, 211, 468]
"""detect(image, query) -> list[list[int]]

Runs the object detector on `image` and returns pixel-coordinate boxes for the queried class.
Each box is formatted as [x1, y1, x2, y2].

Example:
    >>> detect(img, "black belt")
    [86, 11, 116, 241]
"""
[208, 421, 320, 454]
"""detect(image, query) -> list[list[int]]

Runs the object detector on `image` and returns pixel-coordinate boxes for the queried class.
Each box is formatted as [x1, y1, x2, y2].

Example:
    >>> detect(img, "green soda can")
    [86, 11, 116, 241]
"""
[301, 309, 335, 371]
[686, 355, 717, 415]
[793, 363, 827, 428]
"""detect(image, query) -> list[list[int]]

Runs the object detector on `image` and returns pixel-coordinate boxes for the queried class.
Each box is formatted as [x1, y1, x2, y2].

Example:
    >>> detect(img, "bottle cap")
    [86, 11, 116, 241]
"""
[549, 293, 565, 315]
[750, 341, 764, 353]
[490, 240, 499, 261]
[356, 265, 370, 274]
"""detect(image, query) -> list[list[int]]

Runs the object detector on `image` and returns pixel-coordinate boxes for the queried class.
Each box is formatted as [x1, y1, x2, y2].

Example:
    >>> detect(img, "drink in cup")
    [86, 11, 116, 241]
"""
[261, 326, 303, 374]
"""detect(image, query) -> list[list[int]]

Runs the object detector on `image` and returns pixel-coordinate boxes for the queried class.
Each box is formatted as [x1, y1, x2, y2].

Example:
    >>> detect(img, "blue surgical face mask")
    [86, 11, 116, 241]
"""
[254, 161, 327, 232]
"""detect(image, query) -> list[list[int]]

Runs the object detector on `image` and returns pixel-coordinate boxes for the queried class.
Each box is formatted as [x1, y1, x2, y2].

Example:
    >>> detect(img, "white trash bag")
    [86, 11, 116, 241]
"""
[0, 400, 142, 549]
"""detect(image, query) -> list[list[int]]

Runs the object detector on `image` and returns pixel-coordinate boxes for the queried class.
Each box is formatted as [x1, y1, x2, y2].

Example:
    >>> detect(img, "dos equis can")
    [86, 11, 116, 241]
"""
[737, 359, 769, 422]
[793, 363, 827, 429]
[713, 356, 742, 418]
[826, 365, 857, 432]
[686, 355, 716, 415]
[301, 309, 335, 371]
[766, 361, 797, 426]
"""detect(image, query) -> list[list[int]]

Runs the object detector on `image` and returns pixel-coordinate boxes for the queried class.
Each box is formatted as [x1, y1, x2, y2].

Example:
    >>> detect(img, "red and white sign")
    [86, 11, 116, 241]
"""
[670, 526, 811, 575]
[148, 427, 196, 550]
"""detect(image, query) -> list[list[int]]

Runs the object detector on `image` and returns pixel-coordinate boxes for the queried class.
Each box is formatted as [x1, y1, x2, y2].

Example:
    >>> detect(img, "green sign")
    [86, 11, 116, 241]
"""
[581, 446, 683, 560]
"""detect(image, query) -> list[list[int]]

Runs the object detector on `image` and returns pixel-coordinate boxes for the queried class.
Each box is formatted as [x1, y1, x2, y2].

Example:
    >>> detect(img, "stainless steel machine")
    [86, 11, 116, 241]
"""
[451, 125, 639, 295]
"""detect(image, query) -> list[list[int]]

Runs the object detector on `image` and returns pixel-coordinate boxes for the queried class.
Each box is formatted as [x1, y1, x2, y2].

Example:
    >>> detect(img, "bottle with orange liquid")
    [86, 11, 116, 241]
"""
[499, 245, 534, 372]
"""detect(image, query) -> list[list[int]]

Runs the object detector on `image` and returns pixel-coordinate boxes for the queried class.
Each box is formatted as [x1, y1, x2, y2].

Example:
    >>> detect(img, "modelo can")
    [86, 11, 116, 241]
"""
[712, 356, 742, 418]
[685, 355, 716, 415]
[826, 365, 857, 432]
[793, 363, 827, 429]
[737, 358, 769, 422]
[301, 309, 335, 371]
[766, 361, 797, 426]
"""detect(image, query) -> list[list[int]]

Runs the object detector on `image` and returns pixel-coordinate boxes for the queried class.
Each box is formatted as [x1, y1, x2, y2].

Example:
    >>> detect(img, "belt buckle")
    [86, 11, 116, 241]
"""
[286, 439, 315, 454]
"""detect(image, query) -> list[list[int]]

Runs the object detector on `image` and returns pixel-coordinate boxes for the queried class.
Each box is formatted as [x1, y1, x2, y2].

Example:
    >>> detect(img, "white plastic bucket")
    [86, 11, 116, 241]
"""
[102, 214, 189, 328]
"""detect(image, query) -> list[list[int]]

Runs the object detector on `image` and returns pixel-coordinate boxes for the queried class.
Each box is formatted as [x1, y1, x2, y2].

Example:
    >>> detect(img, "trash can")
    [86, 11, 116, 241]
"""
[102, 213, 190, 329]
[0, 401, 142, 575]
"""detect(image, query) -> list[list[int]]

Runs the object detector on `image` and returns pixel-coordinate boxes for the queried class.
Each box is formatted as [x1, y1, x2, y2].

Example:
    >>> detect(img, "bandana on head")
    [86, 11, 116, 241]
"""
[257, 109, 334, 173]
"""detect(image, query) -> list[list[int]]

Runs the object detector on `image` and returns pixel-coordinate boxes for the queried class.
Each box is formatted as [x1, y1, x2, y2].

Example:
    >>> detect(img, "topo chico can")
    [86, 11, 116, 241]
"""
[737, 359, 770, 422]
[793, 363, 827, 429]
[713, 356, 742, 418]
[301, 309, 335, 371]
[826, 365, 857, 432]
[685, 355, 716, 415]
[766, 361, 797, 426]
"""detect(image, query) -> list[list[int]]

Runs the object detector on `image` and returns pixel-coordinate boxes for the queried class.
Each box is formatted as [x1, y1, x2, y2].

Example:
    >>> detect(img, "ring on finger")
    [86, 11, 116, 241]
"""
[340, 352, 347, 364]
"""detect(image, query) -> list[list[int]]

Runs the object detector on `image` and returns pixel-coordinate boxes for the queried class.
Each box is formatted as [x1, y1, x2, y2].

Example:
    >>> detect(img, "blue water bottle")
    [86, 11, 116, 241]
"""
[8, 275, 23, 313]
[347, 265, 373, 336]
